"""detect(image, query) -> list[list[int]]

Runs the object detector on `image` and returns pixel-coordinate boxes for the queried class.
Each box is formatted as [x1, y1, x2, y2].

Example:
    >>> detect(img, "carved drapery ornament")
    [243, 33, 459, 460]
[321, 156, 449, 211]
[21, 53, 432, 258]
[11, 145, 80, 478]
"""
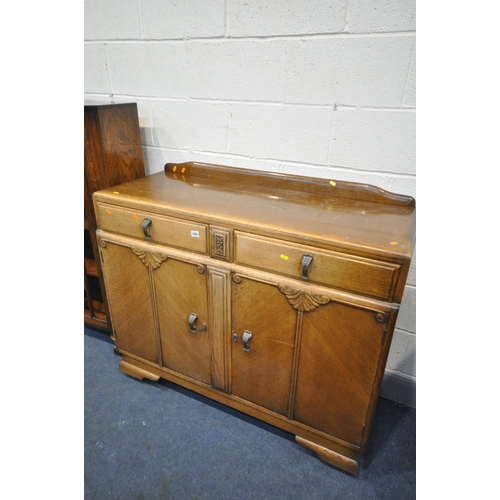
[131, 247, 167, 270]
[277, 285, 331, 312]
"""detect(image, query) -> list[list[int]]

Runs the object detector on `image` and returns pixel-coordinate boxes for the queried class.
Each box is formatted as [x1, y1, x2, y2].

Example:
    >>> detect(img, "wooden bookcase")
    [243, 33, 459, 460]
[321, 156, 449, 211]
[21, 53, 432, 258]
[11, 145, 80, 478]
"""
[84, 102, 145, 331]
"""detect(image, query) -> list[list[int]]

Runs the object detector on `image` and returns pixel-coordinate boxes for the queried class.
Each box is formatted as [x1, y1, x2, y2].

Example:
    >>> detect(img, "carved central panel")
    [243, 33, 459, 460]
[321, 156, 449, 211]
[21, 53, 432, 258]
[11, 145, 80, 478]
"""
[131, 247, 167, 270]
[277, 285, 331, 312]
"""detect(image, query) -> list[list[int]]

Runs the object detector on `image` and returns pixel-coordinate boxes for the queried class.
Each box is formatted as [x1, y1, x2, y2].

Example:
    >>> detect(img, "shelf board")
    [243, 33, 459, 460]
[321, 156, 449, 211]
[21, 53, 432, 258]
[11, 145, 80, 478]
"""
[84, 298, 110, 331]
[84, 313, 110, 331]
[84, 258, 99, 277]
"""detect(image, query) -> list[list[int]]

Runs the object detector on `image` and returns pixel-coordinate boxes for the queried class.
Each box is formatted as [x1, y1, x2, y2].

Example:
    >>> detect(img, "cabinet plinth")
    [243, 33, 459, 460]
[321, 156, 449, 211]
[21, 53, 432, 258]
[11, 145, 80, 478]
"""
[93, 161, 415, 474]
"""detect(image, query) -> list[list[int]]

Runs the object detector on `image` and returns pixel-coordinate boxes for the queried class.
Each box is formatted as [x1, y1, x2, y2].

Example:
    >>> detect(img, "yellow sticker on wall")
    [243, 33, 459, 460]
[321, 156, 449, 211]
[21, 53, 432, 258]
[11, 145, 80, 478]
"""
[280, 254, 289, 260]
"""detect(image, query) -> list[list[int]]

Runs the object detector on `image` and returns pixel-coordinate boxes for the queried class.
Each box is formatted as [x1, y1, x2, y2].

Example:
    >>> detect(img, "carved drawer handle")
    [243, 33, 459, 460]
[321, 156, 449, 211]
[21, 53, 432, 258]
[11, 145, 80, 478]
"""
[188, 313, 207, 334]
[242, 330, 252, 352]
[301, 254, 314, 281]
[142, 218, 152, 240]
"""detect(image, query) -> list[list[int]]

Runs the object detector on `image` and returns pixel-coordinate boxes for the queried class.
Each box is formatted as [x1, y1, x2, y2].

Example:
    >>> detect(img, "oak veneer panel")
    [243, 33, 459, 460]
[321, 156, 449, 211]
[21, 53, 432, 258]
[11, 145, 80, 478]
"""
[235, 232, 399, 300]
[99, 242, 159, 364]
[156, 259, 210, 385]
[207, 269, 232, 392]
[293, 301, 386, 445]
[94, 163, 415, 259]
[95, 203, 208, 254]
[231, 276, 297, 415]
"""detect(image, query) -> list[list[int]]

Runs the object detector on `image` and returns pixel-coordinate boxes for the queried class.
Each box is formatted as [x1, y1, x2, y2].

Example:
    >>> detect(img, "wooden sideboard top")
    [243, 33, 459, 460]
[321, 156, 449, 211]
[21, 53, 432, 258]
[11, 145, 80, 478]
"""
[93, 161, 416, 260]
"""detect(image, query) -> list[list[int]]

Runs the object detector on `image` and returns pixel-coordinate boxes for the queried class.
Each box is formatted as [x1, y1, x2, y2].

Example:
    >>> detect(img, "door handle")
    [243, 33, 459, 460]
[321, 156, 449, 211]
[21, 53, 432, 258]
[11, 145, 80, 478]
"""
[188, 313, 207, 334]
[142, 218, 152, 240]
[301, 254, 313, 281]
[242, 330, 252, 352]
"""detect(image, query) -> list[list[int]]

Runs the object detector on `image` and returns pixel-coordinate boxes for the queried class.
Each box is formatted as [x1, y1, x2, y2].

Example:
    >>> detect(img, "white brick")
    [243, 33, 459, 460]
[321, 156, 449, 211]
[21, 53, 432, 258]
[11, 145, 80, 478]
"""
[402, 42, 416, 107]
[386, 175, 416, 200]
[84, 0, 141, 40]
[386, 329, 415, 377]
[349, 0, 416, 33]
[407, 246, 416, 286]
[329, 109, 415, 175]
[140, 0, 184, 39]
[149, 100, 228, 152]
[228, 0, 345, 37]
[396, 286, 416, 333]
[106, 43, 187, 98]
[188, 40, 283, 101]
[150, 101, 191, 149]
[185, 0, 226, 38]
[190, 101, 228, 152]
[84, 43, 110, 94]
[284, 37, 414, 107]
[385, 330, 406, 371]
[229, 103, 332, 164]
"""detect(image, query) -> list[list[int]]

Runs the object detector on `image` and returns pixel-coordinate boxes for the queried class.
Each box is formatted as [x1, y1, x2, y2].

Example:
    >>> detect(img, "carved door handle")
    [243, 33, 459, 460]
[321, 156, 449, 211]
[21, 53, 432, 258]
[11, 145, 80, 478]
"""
[142, 218, 152, 240]
[188, 313, 206, 334]
[301, 254, 314, 281]
[242, 330, 253, 352]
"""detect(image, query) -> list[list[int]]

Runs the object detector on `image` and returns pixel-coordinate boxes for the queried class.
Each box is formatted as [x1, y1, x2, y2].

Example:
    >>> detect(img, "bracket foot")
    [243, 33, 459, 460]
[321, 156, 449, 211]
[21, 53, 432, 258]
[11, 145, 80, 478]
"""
[119, 360, 160, 381]
[296, 436, 359, 475]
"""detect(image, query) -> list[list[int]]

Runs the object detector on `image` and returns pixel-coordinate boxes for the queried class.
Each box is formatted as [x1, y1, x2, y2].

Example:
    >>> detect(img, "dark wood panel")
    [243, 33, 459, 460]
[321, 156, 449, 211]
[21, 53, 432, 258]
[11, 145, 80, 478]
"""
[84, 102, 145, 331]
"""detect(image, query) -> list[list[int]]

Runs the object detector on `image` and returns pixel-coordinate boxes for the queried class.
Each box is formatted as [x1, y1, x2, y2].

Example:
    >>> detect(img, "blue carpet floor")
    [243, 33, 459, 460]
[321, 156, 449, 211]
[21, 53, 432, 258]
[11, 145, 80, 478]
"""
[85, 326, 416, 499]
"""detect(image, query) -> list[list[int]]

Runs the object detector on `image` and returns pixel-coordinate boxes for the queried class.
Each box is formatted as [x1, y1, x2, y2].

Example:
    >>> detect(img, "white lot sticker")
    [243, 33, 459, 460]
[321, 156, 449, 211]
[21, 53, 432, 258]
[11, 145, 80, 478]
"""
[191, 230, 200, 238]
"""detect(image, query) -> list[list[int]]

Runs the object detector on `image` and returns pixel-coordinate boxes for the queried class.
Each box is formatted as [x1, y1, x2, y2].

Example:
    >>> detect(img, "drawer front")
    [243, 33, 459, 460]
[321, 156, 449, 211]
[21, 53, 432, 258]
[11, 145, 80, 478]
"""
[235, 233, 399, 300]
[96, 203, 208, 254]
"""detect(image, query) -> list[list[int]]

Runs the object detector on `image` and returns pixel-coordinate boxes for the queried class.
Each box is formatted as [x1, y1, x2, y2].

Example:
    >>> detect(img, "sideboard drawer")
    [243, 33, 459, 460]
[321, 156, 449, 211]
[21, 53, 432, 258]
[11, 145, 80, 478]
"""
[235, 232, 399, 300]
[95, 202, 208, 254]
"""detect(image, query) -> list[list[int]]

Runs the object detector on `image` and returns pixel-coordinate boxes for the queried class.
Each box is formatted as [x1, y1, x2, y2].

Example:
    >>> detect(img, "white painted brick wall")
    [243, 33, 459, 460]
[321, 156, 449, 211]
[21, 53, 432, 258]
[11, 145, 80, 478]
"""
[188, 40, 284, 101]
[230, 103, 332, 164]
[84, 0, 416, 404]
[227, 0, 347, 36]
[106, 42, 188, 97]
[283, 37, 414, 107]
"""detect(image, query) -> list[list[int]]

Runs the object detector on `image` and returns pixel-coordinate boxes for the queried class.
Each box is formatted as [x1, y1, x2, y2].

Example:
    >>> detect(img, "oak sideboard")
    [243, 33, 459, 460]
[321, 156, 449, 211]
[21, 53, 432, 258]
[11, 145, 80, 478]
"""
[93, 161, 416, 475]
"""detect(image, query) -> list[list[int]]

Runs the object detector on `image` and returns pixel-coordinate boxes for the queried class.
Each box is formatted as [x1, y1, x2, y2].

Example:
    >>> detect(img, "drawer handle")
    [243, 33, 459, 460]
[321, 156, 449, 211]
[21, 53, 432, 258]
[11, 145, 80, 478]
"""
[242, 330, 252, 352]
[142, 218, 152, 240]
[301, 254, 314, 281]
[188, 312, 207, 334]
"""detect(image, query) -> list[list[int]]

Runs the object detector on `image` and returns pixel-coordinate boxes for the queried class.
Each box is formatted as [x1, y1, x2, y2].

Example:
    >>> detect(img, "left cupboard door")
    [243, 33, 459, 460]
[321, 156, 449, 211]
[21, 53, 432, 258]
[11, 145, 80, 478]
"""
[155, 258, 211, 385]
[99, 240, 163, 365]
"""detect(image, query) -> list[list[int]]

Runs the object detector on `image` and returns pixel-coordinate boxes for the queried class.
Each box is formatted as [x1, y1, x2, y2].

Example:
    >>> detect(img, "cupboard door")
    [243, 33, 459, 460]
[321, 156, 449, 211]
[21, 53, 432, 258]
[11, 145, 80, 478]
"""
[293, 301, 387, 445]
[156, 259, 211, 385]
[231, 276, 297, 415]
[99, 242, 161, 364]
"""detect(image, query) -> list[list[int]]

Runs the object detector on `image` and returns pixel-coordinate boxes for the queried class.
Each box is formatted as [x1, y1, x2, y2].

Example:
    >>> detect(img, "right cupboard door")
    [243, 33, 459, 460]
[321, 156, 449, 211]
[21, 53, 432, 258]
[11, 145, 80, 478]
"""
[293, 300, 389, 446]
